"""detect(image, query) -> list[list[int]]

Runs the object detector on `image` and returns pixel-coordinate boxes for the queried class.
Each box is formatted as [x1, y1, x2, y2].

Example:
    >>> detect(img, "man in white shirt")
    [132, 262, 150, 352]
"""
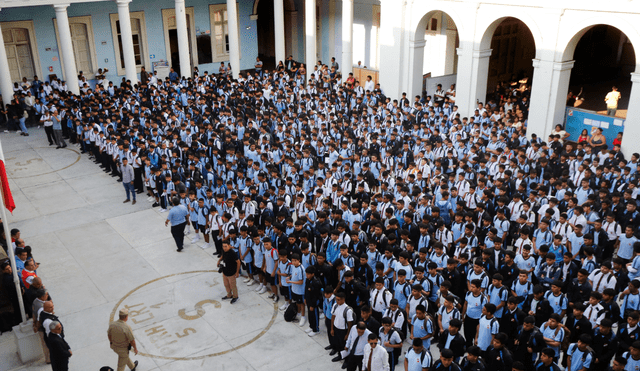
[588, 262, 617, 293]
[605, 86, 621, 116]
[334, 321, 372, 370]
[362, 333, 390, 371]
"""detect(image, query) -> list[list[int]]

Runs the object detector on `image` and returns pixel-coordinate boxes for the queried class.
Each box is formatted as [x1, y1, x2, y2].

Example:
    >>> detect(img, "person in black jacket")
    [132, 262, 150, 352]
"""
[501, 297, 526, 348]
[485, 333, 513, 371]
[438, 318, 466, 362]
[566, 270, 593, 309]
[513, 316, 545, 371]
[48, 321, 72, 371]
[305, 266, 324, 337]
[561, 303, 593, 367]
[592, 319, 619, 371]
[523, 285, 553, 327]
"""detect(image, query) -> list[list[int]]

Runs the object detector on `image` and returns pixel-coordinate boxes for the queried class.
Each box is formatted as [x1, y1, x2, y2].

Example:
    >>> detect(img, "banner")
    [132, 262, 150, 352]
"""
[564, 107, 625, 146]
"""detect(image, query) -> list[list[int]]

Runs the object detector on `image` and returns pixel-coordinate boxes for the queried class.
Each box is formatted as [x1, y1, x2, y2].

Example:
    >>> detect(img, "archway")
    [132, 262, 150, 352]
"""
[483, 17, 536, 112]
[408, 10, 461, 103]
[567, 25, 636, 118]
[254, 0, 296, 71]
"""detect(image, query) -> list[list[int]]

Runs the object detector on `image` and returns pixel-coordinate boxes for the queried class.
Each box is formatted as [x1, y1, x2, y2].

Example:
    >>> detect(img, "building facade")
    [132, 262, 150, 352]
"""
[1, 0, 640, 155]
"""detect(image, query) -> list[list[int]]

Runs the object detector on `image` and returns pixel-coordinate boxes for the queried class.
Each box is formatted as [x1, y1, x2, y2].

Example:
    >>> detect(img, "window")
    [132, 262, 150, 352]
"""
[109, 11, 150, 76]
[1, 21, 41, 83]
[54, 15, 98, 79]
[425, 13, 441, 35]
[209, 4, 240, 63]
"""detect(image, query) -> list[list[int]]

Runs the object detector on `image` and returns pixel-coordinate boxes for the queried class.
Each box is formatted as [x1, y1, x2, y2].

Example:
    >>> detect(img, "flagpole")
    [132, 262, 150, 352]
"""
[0, 137, 27, 323]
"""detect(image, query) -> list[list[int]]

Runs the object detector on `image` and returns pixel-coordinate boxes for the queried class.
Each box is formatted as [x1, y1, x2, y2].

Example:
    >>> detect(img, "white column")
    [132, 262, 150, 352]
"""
[288, 11, 298, 60]
[444, 30, 457, 75]
[53, 4, 80, 96]
[378, 0, 405, 100]
[0, 12, 15, 107]
[527, 59, 574, 140]
[274, 0, 286, 65]
[341, 0, 353, 75]
[174, 0, 191, 78]
[226, 0, 240, 79]
[620, 72, 640, 158]
[407, 38, 426, 99]
[305, 0, 316, 72]
[455, 48, 490, 115]
[116, 0, 138, 84]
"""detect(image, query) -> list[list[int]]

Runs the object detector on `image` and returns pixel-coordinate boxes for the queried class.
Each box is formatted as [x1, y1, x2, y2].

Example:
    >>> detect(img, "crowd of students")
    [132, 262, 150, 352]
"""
[6, 55, 640, 371]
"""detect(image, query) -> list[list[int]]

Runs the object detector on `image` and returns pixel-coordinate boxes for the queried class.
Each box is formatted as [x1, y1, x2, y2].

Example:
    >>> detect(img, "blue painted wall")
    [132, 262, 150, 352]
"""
[0, 0, 259, 83]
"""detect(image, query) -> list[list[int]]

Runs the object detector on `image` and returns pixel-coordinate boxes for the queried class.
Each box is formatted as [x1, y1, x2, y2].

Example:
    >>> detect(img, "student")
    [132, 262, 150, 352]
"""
[475, 303, 499, 353]
[263, 238, 280, 303]
[437, 295, 461, 335]
[251, 234, 267, 294]
[540, 314, 565, 360]
[287, 254, 307, 326]
[462, 279, 487, 347]
[304, 266, 323, 337]
[404, 338, 431, 371]
[566, 334, 594, 371]
[331, 292, 356, 356]
[379, 316, 403, 371]
[276, 248, 293, 311]
[410, 304, 434, 349]
[323, 285, 337, 349]
[370, 277, 393, 322]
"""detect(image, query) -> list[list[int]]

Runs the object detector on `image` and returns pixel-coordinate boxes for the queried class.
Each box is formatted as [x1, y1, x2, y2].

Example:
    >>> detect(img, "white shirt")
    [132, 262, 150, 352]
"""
[362, 343, 390, 371]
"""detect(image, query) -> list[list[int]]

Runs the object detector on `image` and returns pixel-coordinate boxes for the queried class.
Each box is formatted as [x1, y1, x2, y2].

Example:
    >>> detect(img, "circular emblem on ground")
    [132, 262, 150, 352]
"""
[6, 147, 81, 178]
[109, 270, 278, 361]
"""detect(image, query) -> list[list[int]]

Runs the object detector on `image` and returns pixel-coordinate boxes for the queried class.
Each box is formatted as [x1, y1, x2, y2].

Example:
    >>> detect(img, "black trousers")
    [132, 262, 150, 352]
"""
[134, 167, 144, 192]
[307, 304, 319, 332]
[50, 355, 69, 371]
[171, 222, 186, 251]
[44, 126, 55, 144]
[346, 354, 363, 371]
[326, 317, 335, 347]
[334, 328, 348, 351]
[372, 310, 383, 323]
[463, 317, 479, 347]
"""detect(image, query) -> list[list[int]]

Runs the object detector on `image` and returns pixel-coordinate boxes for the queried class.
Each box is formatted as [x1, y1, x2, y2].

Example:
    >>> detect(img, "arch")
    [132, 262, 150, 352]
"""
[558, 16, 640, 69]
[410, 5, 468, 43]
[476, 13, 542, 59]
[252, 0, 295, 15]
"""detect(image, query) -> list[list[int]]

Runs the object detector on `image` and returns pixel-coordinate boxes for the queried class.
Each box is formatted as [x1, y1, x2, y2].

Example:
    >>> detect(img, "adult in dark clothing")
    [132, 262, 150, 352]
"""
[1, 262, 22, 328]
[47, 321, 72, 371]
[591, 319, 618, 371]
[566, 270, 592, 308]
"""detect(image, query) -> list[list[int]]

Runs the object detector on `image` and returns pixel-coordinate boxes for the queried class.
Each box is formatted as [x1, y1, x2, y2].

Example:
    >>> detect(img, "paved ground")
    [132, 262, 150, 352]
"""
[0, 128, 362, 371]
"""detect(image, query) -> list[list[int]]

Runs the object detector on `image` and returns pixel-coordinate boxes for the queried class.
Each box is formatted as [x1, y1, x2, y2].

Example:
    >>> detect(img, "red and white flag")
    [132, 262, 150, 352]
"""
[0, 160, 16, 213]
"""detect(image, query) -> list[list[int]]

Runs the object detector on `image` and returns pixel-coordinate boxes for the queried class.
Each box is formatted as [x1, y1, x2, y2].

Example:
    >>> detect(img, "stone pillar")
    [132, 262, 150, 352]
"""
[527, 59, 574, 140]
[378, 0, 405, 99]
[274, 0, 286, 65]
[469, 48, 491, 107]
[53, 4, 80, 95]
[444, 29, 457, 75]
[174, 0, 191, 78]
[226, 0, 240, 79]
[116, 0, 138, 84]
[407, 38, 426, 99]
[341, 0, 353, 75]
[305, 0, 316, 72]
[620, 72, 640, 158]
[0, 12, 16, 107]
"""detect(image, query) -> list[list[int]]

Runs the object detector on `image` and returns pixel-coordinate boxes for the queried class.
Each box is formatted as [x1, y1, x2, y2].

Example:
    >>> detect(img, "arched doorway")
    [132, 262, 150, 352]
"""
[484, 18, 536, 111]
[408, 10, 461, 103]
[567, 25, 636, 118]
[255, 0, 296, 71]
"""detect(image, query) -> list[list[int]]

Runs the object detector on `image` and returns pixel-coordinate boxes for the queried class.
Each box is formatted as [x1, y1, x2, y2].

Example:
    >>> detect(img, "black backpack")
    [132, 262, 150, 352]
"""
[284, 303, 298, 322]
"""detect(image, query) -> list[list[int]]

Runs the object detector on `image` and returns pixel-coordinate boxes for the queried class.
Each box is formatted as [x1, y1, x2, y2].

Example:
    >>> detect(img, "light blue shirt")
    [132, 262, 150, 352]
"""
[477, 315, 500, 351]
[290, 264, 306, 295]
[618, 235, 639, 260]
[567, 344, 592, 371]
[405, 348, 431, 371]
[166, 205, 189, 226]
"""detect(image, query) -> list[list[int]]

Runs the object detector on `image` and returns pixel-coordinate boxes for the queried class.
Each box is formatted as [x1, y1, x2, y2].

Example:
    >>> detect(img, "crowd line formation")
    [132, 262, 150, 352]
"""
[3, 56, 640, 371]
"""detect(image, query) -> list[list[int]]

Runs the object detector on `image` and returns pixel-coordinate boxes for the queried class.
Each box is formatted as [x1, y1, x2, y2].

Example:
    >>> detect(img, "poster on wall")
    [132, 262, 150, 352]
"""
[564, 107, 625, 145]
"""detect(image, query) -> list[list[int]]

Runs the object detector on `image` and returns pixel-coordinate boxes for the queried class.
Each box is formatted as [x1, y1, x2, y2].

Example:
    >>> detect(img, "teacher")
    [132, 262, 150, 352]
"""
[165, 197, 189, 252]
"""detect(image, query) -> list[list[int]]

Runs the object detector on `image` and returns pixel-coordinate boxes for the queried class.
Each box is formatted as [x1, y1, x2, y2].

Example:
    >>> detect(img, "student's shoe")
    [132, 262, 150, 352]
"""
[123, 199, 130, 203]
[279, 303, 288, 311]
[325, 345, 334, 350]
[299, 317, 306, 327]
[305, 328, 313, 333]
[230, 297, 239, 304]
[200, 243, 210, 249]
[132, 360, 138, 371]
[147, 197, 154, 202]
[190, 237, 199, 244]
[273, 295, 279, 303]
[243, 277, 251, 283]
[341, 363, 348, 369]
[221, 296, 231, 300]
[308, 331, 319, 337]
[246, 279, 255, 286]
[267, 293, 275, 299]
[254, 284, 263, 292]
[132, 200, 136, 205]
[319, 313, 325, 320]
[152, 203, 159, 207]
[160, 208, 167, 213]
[185, 228, 191, 235]
[331, 355, 342, 362]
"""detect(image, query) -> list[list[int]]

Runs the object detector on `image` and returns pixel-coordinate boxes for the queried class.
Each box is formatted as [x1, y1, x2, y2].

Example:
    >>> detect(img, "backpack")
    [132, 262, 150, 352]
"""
[554, 324, 571, 352]
[569, 343, 594, 364]
[284, 303, 298, 322]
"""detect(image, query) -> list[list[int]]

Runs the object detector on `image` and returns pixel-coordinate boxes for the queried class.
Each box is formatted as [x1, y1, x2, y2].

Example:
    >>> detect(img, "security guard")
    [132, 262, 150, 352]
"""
[107, 308, 138, 371]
